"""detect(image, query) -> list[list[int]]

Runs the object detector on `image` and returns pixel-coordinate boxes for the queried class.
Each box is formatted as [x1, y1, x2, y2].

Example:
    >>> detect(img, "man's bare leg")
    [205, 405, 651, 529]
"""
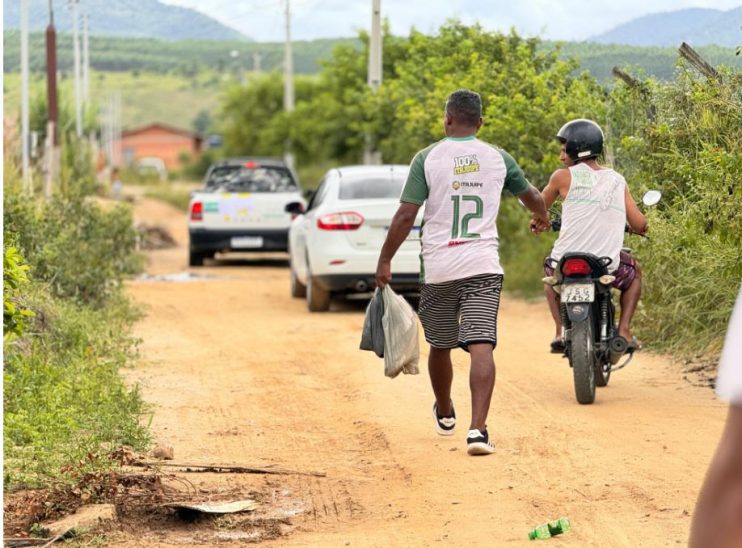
[545, 284, 562, 338]
[468, 343, 495, 431]
[619, 262, 642, 342]
[429, 347, 453, 416]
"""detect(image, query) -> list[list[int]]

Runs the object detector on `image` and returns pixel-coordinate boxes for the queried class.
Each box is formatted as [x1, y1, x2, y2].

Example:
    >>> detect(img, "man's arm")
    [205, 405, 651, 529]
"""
[542, 169, 568, 210]
[518, 183, 550, 234]
[375, 202, 421, 288]
[689, 404, 742, 547]
[625, 186, 648, 235]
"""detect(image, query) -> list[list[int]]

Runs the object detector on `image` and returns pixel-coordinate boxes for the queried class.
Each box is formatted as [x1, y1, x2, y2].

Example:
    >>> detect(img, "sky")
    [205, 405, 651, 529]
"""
[161, 0, 742, 42]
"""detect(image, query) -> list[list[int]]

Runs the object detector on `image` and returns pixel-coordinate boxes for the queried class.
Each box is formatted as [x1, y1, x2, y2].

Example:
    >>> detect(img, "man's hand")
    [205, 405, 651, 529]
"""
[375, 202, 420, 290]
[519, 184, 550, 235]
[530, 215, 550, 234]
[375, 259, 392, 289]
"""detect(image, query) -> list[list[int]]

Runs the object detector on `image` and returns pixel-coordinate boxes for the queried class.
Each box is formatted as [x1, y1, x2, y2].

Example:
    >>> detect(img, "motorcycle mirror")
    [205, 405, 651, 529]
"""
[642, 190, 662, 207]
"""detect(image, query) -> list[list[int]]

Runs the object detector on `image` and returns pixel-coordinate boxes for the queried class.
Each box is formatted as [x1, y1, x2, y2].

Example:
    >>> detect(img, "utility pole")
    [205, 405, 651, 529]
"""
[45, 0, 59, 198]
[70, 0, 82, 138]
[21, 0, 31, 192]
[368, 0, 382, 91]
[363, 0, 382, 165]
[252, 51, 262, 74]
[82, 12, 90, 104]
[283, 0, 295, 171]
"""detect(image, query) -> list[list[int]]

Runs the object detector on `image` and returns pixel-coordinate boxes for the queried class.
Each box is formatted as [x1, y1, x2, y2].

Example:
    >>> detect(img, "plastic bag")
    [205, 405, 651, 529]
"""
[381, 285, 420, 378]
[359, 288, 385, 358]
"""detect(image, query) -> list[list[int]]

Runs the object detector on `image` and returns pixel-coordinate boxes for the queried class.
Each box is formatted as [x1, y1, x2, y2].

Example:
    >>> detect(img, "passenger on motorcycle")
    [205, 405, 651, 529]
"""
[533, 119, 648, 353]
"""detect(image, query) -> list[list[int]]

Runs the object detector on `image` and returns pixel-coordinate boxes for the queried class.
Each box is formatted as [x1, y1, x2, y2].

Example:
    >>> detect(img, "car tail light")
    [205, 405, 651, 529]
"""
[317, 212, 364, 230]
[244, 161, 257, 169]
[562, 258, 591, 276]
[190, 201, 203, 221]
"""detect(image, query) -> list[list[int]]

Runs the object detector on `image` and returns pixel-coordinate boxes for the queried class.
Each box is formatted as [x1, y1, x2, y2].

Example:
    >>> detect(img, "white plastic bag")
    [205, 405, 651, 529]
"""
[381, 285, 420, 378]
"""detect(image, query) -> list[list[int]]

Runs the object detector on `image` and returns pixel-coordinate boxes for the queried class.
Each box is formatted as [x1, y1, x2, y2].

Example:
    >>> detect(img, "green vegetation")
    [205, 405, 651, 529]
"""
[144, 184, 196, 212]
[608, 68, 742, 357]
[3, 160, 149, 490]
[4, 30, 740, 83]
[4, 70, 224, 130]
[554, 42, 742, 82]
[3, 31, 350, 75]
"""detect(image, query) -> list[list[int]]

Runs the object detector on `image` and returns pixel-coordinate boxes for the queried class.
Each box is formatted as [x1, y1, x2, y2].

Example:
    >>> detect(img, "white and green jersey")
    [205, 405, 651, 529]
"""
[400, 136, 530, 284]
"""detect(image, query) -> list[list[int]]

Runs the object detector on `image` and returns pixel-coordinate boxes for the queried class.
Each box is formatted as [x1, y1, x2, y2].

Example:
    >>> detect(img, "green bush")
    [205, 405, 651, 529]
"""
[144, 185, 193, 212]
[3, 288, 150, 489]
[3, 185, 150, 491]
[608, 67, 742, 357]
[4, 191, 143, 307]
[3, 245, 34, 340]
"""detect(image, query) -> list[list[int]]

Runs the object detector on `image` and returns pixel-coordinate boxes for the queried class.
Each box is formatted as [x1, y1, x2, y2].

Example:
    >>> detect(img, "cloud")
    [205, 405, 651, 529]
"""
[161, 0, 742, 42]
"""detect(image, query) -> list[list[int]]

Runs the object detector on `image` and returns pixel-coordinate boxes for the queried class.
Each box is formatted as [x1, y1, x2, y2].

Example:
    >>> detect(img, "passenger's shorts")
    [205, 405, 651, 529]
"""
[543, 251, 638, 292]
[418, 273, 504, 351]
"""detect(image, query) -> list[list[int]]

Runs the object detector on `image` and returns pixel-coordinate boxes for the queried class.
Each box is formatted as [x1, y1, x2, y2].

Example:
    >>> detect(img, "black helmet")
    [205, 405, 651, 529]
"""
[556, 119, 604, 162]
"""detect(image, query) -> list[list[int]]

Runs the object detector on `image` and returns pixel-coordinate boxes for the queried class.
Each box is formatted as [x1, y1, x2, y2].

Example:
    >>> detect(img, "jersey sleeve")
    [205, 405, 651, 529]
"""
[716, 286, 742, 405]
[500, 149, 530, 195]
[400, 150, 429, 205]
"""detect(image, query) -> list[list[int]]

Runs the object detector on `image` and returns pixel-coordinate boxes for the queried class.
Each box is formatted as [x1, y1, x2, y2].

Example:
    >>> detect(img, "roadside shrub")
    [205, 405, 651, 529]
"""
[609, 66, 742, 357]
[3, 289, 150, 489]
[3, 185, 150, 490]
[3, 245, 34, 340]
[4, 190, 143, 307]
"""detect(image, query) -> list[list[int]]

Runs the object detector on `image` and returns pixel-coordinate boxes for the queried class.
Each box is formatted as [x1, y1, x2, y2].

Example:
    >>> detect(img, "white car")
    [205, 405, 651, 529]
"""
[188, 158, 305, 266]
[287, 165, 422, 312]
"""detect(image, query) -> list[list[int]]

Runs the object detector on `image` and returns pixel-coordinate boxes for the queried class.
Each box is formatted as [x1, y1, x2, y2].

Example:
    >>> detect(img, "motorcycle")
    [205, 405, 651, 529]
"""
[543, 190, 661, 404]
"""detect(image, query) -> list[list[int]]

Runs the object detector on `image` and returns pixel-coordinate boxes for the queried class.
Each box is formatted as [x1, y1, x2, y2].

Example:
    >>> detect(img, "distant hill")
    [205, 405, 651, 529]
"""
[4, 31, 740, 81]
[3, 0, 248, 41]
[591, 7, 742, 47]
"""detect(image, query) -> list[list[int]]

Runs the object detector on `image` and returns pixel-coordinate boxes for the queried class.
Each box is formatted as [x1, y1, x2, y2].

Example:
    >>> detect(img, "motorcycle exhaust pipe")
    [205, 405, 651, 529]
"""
[608, 336, 628, 364]
[355, 279, 369, 292]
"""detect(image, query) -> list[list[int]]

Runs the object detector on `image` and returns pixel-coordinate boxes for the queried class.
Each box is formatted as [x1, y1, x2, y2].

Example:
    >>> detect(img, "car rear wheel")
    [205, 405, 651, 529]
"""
[306, 266, 331, 312]
[290, 267, 307, 298]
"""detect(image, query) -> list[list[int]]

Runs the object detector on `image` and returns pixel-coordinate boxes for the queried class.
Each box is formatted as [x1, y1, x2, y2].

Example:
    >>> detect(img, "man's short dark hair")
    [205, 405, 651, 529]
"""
[446, 89, 482, 127]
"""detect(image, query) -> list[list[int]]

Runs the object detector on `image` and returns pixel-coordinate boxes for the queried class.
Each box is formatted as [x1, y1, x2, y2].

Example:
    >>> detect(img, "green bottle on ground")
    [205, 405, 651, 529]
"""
[528, 517, 570, 540]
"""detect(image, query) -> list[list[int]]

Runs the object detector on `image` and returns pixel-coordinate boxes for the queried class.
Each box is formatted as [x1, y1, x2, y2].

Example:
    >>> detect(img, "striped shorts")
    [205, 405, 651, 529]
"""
[418, 273, 504, 351]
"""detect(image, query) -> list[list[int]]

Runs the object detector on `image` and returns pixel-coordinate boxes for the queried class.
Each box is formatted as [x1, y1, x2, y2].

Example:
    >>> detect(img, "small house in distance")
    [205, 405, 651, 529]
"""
[120, 123, 203, 172]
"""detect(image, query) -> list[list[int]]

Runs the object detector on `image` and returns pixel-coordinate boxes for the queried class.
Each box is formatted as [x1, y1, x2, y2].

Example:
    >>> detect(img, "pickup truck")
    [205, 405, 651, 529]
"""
[187, 157, 305, 266]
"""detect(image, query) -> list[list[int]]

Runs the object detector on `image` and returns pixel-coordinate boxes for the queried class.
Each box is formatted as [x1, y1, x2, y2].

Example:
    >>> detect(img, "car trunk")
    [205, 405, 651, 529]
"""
[336, 200, 422, 252]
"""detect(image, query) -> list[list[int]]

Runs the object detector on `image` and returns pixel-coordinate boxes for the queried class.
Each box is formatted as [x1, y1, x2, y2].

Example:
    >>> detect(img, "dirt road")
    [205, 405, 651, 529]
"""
[120, 197, 726, 546]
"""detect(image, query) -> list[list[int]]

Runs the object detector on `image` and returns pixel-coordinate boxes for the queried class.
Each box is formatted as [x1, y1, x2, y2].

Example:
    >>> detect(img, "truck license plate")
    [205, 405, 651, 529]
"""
[562, 283, 594, 303]
[231, 236, 263, 249]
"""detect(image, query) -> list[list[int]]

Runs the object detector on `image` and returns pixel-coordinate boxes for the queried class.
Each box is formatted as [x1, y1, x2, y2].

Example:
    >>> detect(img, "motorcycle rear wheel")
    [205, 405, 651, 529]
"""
[569, 320, 596, 404]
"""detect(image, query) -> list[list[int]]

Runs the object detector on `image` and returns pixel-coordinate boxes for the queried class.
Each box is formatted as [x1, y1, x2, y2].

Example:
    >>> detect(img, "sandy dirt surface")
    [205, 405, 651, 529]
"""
[114, 197, 727, 547]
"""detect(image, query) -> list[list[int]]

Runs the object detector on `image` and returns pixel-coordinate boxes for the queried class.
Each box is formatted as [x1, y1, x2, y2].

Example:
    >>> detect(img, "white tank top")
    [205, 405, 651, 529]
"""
[551, 163, 627, 273]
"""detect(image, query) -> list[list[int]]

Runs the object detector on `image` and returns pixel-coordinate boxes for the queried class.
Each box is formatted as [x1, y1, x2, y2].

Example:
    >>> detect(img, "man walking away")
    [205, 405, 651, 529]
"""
[375, 89, 549, 455]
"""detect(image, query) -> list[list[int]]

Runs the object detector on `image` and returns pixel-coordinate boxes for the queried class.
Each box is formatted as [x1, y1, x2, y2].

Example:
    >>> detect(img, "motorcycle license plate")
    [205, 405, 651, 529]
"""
[562, 284, 595, 303]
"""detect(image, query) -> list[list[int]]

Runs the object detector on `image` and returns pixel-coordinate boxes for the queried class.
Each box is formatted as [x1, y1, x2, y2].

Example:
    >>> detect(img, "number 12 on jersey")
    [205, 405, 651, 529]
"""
[451, 195, 483, 239]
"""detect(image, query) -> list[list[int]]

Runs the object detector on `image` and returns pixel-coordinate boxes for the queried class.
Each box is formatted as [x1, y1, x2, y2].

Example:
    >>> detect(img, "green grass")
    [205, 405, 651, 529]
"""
[4, 70, 224, 129]
[143, 184, 194, 212]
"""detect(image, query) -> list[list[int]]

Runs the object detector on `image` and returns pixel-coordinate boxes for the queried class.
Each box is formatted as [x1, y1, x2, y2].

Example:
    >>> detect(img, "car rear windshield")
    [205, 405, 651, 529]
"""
[338, 174, 407, 200]
[206, 166, 297, 193]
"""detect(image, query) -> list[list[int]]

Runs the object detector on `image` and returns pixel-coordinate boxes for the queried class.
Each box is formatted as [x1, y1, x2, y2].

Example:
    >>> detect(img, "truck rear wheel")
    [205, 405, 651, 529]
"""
[189, 250, 206, 267]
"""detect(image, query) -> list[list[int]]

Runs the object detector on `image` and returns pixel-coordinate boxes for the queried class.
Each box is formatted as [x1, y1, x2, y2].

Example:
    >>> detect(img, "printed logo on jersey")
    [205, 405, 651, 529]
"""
[568, 169, 594, 200]
[453, 154, 480, 175]
[452, 180, 484, 190]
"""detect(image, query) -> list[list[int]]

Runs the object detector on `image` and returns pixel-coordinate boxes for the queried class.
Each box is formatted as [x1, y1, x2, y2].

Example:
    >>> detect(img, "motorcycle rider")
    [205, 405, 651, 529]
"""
[534, 119, 648, 353]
